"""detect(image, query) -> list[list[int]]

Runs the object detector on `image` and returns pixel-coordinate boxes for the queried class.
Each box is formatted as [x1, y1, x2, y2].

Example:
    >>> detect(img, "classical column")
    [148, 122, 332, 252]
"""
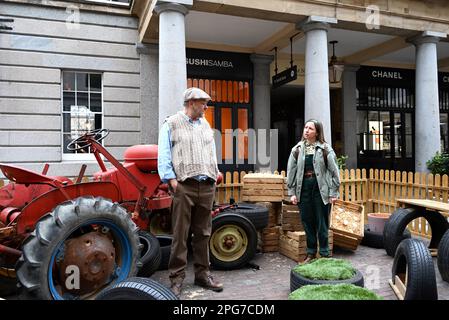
[409, 31, 447, 172]
[137, 43, 159, 144]
[250, 54, 274, 172]
[154, 1, 190, 128]
[298, 16, 337, 145]
[342, 65, 360, 169]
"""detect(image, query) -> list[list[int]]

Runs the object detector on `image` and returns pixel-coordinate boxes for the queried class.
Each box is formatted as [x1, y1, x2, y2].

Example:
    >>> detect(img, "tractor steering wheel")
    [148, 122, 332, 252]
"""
[67, 128, 110, 151]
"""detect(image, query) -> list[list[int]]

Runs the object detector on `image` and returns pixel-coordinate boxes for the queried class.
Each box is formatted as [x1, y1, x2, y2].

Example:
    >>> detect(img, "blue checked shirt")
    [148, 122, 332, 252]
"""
[157, 112, 214, 183]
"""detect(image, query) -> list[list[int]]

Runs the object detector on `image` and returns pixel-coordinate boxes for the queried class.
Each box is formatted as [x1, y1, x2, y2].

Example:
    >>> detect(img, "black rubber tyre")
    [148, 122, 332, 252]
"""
[95, 277, 178, 300]
[137, 230, 161, 277]
[210, 213, 257, 270]
[361, 225, 411, 249]
[156, 235, 173, 271]
[16, 196, 141, 300]
[383, 207, 449, 257]
[437, 229, 449, 282]
[290, 269, 364, 292]
[220, 203, 269, 230]
[392, 238, 438, 300]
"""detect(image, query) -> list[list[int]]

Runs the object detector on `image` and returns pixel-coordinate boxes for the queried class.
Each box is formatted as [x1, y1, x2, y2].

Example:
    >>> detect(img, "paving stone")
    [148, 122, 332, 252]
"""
[151, 244, 449, 300]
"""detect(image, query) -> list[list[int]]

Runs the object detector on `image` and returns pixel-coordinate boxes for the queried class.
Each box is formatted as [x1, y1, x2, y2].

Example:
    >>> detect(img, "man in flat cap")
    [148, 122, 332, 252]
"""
[158, 87, 223, 298]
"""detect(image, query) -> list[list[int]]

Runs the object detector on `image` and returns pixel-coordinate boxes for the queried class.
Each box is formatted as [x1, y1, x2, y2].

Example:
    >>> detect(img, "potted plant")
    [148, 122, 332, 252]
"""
[426, 152, 449, 175]
[290, 258, 364, 292]
[288, 283, 382, 300]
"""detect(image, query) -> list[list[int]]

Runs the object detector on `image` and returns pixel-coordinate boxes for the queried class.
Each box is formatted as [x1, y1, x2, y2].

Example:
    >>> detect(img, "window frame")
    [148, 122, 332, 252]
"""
[61, 71, 104, 162]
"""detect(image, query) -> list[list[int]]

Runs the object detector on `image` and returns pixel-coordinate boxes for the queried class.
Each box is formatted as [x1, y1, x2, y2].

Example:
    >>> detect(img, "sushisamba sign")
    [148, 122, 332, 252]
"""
[186, 48, 253, 80]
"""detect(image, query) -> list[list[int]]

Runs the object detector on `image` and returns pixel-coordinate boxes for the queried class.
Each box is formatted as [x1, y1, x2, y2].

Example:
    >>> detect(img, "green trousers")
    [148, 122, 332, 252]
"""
[299, 177, 330, 256]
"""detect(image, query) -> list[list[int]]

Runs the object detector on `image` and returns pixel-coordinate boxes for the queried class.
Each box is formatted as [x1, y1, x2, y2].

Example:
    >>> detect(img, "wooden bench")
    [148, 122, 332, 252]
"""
[396, 198, 449, 216]
[396, 198, 449, 256]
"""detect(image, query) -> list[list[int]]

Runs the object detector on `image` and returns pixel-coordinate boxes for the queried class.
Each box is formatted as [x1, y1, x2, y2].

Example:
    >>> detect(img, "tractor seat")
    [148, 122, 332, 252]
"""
[0, 164, 72, 187]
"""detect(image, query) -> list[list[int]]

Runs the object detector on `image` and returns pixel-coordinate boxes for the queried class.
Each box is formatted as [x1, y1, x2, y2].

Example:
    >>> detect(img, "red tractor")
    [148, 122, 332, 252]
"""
[0, 129, 266, 300]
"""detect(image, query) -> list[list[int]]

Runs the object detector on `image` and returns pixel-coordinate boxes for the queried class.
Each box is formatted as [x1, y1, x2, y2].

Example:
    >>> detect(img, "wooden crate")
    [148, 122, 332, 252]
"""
[278, 230, 333, 262]
[281, 202, 304, 232]
[261, 226, 281, 252]
[241, 173, 284, 202]
[330, 200, 364, 250]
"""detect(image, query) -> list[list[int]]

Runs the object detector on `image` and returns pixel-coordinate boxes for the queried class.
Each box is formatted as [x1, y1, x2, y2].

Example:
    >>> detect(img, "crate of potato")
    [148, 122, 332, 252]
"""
[241, 173, 284, 202]
[330, 200, 364, 250]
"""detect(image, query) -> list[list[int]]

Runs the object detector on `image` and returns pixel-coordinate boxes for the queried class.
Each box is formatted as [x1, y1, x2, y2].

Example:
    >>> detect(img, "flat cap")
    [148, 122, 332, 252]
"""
[183, 87, 211, 102]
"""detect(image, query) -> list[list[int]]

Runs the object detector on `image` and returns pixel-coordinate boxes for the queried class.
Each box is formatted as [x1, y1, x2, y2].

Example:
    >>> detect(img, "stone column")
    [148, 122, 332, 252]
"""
[342, 65, 359, 169]
[154, 1, 190, 128]
[137, 43, 159, 144]
[250, 54, 275, 172]
[298, 16, 337, 145]
[409, 31, 447, 172]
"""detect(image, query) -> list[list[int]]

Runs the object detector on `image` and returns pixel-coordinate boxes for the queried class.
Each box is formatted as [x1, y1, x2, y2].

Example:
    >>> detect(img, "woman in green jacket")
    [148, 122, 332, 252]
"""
[287, 119, 340, 264]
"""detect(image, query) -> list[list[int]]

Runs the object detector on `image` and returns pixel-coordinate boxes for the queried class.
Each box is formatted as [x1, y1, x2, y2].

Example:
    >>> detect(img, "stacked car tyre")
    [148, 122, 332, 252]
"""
[391, 238, 438, 300]
[290, 268, 364, 292]
[383, 207, 449, 257]
[437, 229, 449, 283]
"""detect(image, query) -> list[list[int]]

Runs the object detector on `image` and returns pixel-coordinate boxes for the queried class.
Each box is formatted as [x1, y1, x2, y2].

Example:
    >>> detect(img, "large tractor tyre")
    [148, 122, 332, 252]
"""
[437, 229, 449, 283]
[290, 269, 364, 292]
[95, 277, 178, 300]
[220, 203, 269, 230]
[16, 196, 141, 300]
[391, 238, 438, 300]
[156, 235, 173, 271]
[361, 225, 411, 249]
[210, 213, 257, 270]
[383, 207, 449, 257]
[137, 230, 161, 277]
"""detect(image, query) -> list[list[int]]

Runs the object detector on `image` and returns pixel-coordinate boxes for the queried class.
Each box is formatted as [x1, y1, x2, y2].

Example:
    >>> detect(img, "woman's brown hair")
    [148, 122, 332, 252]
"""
[302, 119, 326, 144]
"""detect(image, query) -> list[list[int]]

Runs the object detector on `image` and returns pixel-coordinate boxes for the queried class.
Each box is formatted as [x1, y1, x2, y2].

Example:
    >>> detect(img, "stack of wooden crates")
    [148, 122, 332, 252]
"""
[242, 173, 284, 253]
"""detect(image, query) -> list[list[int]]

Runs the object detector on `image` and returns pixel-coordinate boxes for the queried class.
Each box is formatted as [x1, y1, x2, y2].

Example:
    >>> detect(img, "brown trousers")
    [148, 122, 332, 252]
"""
[168, 178, 215, 284]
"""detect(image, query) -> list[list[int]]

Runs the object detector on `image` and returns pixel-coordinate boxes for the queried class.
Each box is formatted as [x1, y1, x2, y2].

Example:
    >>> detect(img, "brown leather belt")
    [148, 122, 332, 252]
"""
[304, 171, 315, 178]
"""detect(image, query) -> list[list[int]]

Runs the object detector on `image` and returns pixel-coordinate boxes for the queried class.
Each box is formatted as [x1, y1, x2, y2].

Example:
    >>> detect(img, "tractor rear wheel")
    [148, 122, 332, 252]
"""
[16, 196, 141, 300]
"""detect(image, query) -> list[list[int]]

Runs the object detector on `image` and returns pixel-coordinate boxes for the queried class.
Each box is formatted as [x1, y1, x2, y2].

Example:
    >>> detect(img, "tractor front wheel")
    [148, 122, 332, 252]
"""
[16, 196, 141, 300]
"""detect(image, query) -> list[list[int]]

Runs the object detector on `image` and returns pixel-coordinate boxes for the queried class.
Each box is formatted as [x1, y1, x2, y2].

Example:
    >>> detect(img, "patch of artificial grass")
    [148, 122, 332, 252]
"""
[292, 258, 356, 280]
[288, 284, 383, 300]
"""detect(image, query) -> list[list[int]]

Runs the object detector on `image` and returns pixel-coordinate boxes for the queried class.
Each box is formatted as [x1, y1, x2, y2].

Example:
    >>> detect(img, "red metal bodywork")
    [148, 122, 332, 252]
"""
[16, 181, 121, 234]
[0, 134, 173, 260]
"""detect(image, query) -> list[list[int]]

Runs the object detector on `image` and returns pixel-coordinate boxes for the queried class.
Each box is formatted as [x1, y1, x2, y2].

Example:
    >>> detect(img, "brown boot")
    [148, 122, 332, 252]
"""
[194, 274, 223, 292]
[170, 282, 183, 298]
[301, 254, 316, 265]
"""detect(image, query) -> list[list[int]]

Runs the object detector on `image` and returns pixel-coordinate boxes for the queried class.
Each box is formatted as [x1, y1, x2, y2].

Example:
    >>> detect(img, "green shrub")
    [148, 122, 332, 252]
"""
[288, 284, 383, 300]
[337, 155, 348, 170]
[426, 152, 449, 175]
[292, 258, 356, 281]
